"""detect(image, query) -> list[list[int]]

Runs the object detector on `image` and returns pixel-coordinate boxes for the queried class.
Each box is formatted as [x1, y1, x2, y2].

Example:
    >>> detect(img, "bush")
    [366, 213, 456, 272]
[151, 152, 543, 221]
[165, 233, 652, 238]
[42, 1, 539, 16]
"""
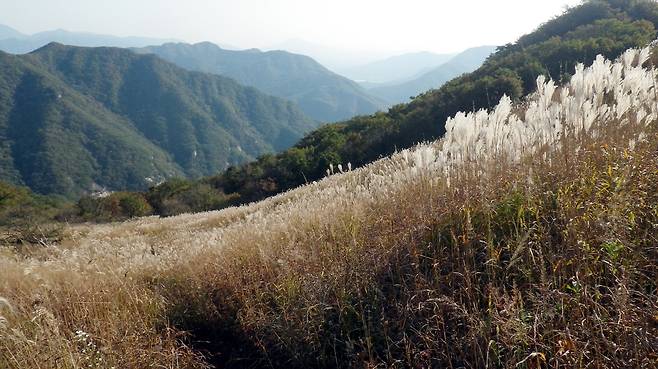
[76, 192, 153, 221]
[0, 181, 66, 246]
[118, 193, 153, 218]
[153, 183, 239, 217]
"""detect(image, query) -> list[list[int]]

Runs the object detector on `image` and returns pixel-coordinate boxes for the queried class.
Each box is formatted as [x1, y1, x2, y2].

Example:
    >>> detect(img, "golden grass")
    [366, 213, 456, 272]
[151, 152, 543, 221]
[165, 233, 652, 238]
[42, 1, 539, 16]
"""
[1, 50, 657, 368]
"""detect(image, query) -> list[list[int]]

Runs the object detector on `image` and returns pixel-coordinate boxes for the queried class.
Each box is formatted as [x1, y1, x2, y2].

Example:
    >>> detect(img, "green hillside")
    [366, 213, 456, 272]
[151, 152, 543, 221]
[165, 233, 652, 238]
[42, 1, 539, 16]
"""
[137, 0, 658, 215]
[134, 42, 386, 122]
[0, 43, 316, 197]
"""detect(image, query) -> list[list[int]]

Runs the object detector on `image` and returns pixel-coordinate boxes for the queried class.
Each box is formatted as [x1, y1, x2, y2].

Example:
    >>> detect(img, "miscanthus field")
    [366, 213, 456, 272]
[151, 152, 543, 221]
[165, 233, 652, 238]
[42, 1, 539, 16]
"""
[1, 45, 657, 368]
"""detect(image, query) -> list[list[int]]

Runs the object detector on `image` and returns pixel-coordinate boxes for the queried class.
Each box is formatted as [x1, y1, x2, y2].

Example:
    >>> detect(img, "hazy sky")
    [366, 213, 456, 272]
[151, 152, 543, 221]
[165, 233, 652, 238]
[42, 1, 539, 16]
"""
[1, 0, 582, 54]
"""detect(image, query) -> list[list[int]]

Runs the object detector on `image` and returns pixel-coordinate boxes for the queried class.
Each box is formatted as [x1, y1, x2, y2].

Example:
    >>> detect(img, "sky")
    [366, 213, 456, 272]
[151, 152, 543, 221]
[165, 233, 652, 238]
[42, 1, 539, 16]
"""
[1, 0, 582, 55]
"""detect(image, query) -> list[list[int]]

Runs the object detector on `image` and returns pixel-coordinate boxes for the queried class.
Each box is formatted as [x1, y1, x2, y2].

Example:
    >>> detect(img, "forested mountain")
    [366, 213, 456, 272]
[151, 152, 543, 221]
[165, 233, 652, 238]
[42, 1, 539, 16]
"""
[134, 42, 385, 122]
[367, 46, 496, 104]
[129, 0, 658, 217]
[340, 51, 456, 84]
[4, 40, 656, 368]
[0, 26, 176, 54]
[0, 43, 315, 197]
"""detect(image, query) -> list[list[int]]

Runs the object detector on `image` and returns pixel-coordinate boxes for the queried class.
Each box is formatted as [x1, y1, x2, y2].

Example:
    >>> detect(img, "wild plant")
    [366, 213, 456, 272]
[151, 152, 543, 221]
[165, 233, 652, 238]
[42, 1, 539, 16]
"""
[0, 45, 657, 368]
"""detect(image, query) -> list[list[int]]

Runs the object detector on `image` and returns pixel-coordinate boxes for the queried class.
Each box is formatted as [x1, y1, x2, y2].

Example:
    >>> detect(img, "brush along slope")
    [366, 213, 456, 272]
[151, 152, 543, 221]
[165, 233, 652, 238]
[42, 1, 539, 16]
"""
[1, 46, 657, 368]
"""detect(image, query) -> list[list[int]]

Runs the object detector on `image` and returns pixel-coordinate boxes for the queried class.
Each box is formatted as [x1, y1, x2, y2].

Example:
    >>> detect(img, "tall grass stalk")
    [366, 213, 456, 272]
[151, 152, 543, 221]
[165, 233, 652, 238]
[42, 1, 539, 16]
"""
[1, 46, 657, 368]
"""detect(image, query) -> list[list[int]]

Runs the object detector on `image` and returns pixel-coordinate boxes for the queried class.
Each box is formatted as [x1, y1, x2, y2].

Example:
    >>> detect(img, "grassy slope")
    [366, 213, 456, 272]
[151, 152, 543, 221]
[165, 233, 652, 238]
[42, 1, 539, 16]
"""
[0, 46, 656, 368]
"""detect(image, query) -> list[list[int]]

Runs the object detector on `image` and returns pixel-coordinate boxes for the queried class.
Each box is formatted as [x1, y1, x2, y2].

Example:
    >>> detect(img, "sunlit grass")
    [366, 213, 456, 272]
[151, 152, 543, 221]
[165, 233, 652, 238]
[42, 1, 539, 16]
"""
[1, 46, 657, 368]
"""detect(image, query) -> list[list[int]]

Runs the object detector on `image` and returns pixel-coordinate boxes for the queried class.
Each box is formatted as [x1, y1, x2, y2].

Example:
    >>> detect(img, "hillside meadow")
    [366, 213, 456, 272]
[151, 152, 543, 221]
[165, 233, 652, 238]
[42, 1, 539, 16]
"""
[1, 46, 657, 368]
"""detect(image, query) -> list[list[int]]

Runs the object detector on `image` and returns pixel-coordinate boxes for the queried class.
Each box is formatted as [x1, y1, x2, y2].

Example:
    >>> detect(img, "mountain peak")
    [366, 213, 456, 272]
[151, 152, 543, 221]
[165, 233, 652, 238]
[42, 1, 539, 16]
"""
[0, 24, 24, 39]
[0, 28, 180, 54]
[192, 41, 222, 49]
[133, 42, 385, 122]
[0, 43, 316, 197]
[31, 41, 66, 53]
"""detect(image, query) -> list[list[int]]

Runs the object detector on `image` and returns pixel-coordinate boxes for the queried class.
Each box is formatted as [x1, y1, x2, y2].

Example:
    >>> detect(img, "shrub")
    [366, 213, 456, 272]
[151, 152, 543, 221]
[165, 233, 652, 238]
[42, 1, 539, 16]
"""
[0, 181, 65, 246]
[76, 192, 153, 221]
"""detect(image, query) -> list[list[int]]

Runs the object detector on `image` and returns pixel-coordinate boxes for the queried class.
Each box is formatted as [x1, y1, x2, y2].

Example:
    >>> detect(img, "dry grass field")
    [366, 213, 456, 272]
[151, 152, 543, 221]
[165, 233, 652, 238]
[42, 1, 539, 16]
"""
[1, 47, 657, 368]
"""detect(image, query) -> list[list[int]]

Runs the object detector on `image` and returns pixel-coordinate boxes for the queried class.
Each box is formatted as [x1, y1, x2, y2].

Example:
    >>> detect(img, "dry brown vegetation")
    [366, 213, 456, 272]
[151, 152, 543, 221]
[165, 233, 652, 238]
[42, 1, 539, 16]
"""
[1, 49, 657, 368]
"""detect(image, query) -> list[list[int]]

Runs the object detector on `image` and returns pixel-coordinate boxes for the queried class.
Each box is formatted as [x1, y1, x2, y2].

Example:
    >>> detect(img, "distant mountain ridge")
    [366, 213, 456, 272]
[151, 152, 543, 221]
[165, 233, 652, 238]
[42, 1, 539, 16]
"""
[264, 38, 395, 71]
[340, 51, 456, 84]
[0, 43, 316, 197]
[0, 24, 23, 40]
[368, 45, 496, 104]
[135, 42, 386, 122]
[0, 25, 177, 54]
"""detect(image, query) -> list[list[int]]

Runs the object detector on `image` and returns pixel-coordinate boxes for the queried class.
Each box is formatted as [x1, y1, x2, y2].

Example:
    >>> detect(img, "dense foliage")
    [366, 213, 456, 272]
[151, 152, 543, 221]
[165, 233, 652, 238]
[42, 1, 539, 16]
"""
[137, 0, 658, 217]
[135, 42, 386, 122]
[0, 181, 66, 244]
[0, 44, 316, 198]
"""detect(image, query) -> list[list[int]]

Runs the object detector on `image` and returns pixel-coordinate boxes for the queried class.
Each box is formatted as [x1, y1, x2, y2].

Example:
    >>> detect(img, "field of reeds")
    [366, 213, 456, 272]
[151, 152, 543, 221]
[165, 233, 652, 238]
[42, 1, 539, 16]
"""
[1, 46, 657, 368]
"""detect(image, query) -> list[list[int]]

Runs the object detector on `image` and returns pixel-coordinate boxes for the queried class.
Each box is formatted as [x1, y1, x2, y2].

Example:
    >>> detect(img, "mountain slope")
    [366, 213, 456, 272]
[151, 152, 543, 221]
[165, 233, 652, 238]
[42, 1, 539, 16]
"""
[134, 0, 658, 214]
[0, 27, 176, 54]
[134, 42, 386, 122]
[368, 46, 496, 104]
[340, 51, 456, 84]
[0, 43, 316, 197]
[0, 24, 24, 40]
[0, 50, 184, 197]
[2, 44, 657, 369]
